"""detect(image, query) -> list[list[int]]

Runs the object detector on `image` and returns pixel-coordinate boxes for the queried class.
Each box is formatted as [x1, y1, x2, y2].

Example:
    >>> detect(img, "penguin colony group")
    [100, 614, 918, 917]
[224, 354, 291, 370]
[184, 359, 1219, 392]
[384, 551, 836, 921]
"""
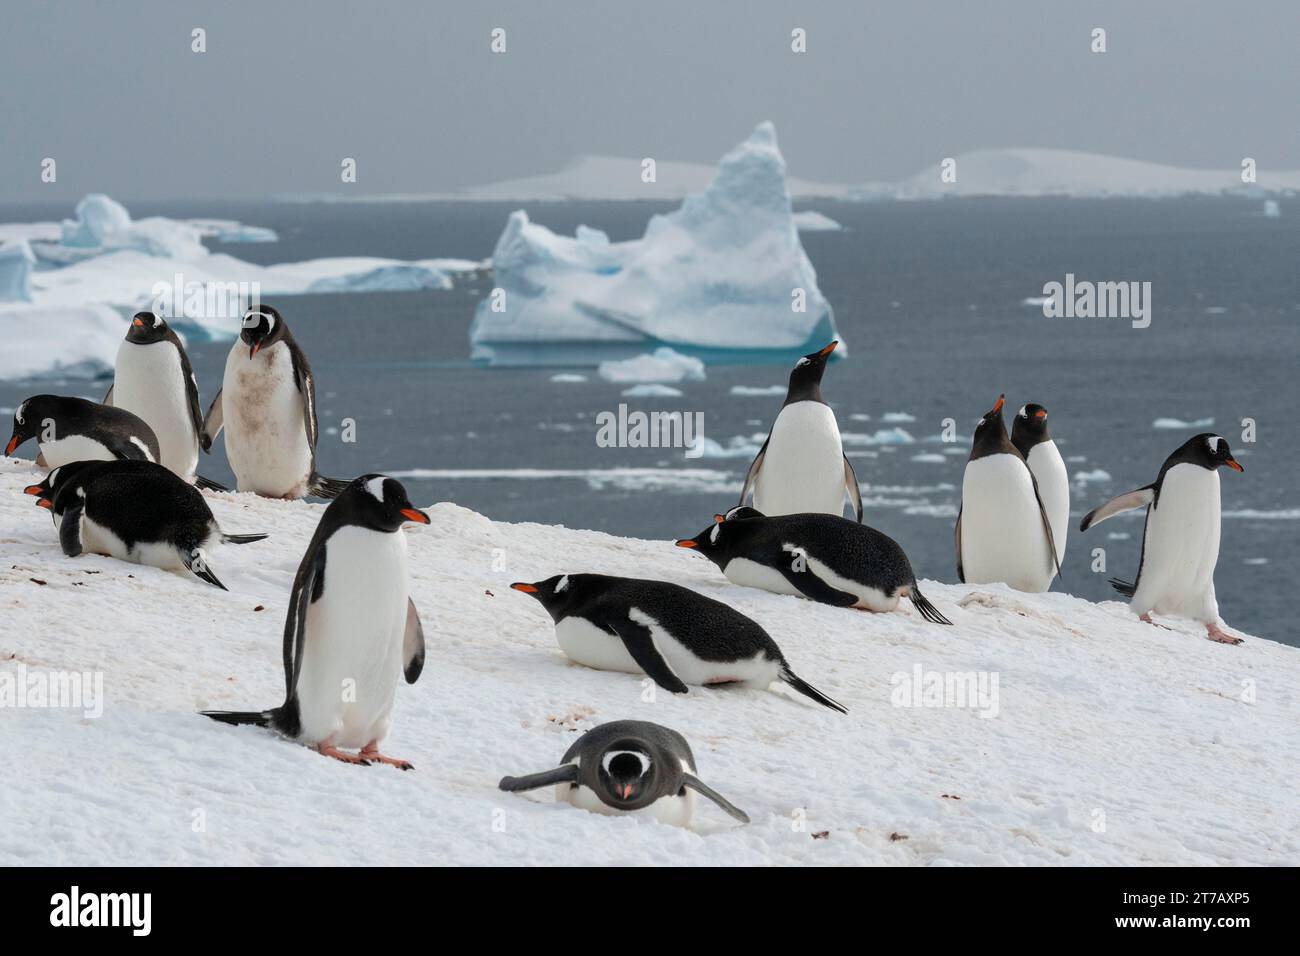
[6, 307, 1249, 828]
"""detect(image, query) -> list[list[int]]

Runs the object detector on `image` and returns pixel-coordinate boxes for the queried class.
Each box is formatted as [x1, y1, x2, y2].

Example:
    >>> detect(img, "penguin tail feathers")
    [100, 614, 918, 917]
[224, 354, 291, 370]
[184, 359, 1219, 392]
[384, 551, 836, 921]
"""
[199, 709, 271, 728]
[781, 666, 847, 714]
[908, 585, 953, 626]
[221, 532, 269, 545]
[193, 473, 230, 492]
[1109, 578, 1137, 598]
[308, 473, 352, 499]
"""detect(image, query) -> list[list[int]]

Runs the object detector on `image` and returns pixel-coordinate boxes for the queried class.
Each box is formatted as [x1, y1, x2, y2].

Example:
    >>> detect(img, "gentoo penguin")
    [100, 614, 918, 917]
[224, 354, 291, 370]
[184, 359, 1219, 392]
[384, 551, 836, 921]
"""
[22, 459, 266, 589]
[201, 475, 430, 766]
[104, 311, 210, 484]
[202, 305, 349, 499]
[1011, 403, 1069, 568]
[1080, 433, 1245, 645]
[510, 573, 846, 712]
[5, 395, 159, 468]
[739, 341, 862, 522]
[499, 720, 749, 828]
[676, 507, 951, 625]
[955, 395, 1060, 592]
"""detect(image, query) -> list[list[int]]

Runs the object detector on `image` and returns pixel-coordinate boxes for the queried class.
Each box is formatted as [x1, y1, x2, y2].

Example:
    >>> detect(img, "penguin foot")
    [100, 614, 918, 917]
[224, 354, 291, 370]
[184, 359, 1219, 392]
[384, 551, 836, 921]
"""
[1206, 623, 1244, 646]
[317, 742, 371, 766]
[361, 743, 413, 771]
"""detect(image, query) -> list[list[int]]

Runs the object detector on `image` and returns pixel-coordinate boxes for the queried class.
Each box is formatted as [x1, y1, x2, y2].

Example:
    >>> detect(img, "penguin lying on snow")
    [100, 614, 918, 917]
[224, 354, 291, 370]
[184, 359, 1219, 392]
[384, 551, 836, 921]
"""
[23, 459, 266, 589]
[1011, 403, 1069, 568]
[500, 720, 749, 827]
[202, 475, 430, 767]
[955, 395, 1060, 592]
[202, 305, 350, 499]
[510, 573, 846, 712]
[676, 506, 951, 625]
[739, 340, 863, 522]
[105, 311, 223, 489]
[6, 395, 159, 468]
[1080, 433, 1245, 645]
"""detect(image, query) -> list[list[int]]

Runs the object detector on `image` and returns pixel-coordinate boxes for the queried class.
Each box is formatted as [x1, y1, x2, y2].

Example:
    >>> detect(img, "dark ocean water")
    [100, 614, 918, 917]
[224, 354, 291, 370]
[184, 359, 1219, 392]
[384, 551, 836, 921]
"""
[3, 197, 1296, 645]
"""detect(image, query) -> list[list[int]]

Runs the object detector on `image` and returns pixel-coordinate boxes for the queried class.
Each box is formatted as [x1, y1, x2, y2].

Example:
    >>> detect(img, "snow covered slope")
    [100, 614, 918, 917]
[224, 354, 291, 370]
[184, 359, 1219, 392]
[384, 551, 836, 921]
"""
[0, 458, 1294, 866]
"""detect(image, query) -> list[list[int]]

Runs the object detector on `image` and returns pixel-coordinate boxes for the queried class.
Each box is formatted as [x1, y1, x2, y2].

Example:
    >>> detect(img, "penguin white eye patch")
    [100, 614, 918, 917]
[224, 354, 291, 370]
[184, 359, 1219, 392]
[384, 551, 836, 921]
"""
[243, 311, 276, 330]
[1206, 436, 1223, 453]
[601, 751, 650, 776]
[364, 475, 389, 502]
[15, 401, 26, 424]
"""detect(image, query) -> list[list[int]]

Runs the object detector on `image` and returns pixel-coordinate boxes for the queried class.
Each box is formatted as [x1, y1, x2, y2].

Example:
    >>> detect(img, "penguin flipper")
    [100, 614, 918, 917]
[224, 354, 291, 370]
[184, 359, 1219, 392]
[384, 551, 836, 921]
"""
[842, 455, 863, 523]
[779, 665, 847, 713]
[954, 505, 965, 584]
[283, 541, 325, 701]
[188, 555, 229, 591]
[403, 598, 425, 684]
[201, 389, 223, 451]
[776, 546, 858, 607]
[1080, 486, 1155, 532]
[1109, 578, 1137, 598]
[607, 620, 689, 695]
[738, 435, 770, 507]
[221, 531, 268, 545]
[681, 773, 750, 824]
[498, 764, 579, 793]
[289, 342, 319, 450]
[308, 474, 352, 499]
[194, 473, 230, 493]
[1028, 470, 1063, 583]
[102, 384, 114, 406]
[58, 503, 84, 557]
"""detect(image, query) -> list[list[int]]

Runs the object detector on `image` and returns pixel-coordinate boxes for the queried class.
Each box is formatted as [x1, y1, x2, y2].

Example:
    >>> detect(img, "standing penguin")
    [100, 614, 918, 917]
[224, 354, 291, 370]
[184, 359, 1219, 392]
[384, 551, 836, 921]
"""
[510, 573, 846, 712]
[499, 720, 749, 827]
[201, 475, 430, 766]
[1080, 433, 1245, 645]
[104, 311, 207, 483]
[22, 459, 266, 589]
[5, 395, 159, 468]
[739, 341, 862, 522]
[1011, 403, 1069, 568]
[202, 305, 349, 499]
[955, 395, 1060, 592]
[675, 507, 951, 624]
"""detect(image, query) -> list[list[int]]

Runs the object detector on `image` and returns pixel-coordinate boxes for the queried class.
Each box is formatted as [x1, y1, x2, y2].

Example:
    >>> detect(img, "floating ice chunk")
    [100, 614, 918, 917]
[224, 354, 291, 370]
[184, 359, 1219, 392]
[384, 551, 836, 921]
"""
[0, 240, 35, 302]
[60, 194, 132, 247]
[1152, 417, 1214, 430]
[881, 411, 917, 423]
[1072, 469, 1112, 484]
[729, 385, 786, 396]
[622, 384, 684, 397]
[598, 347, 706, 384]
[304, 263, 452, 292]
[842, 427, 915, 446]
[187, 219, 279, 243]
[694, 435, 765, 459]
[0, 304, 123, 380]
[792, 210, 843, 231]
[911, 453, 946, 463]
[550, 373, 587, 383]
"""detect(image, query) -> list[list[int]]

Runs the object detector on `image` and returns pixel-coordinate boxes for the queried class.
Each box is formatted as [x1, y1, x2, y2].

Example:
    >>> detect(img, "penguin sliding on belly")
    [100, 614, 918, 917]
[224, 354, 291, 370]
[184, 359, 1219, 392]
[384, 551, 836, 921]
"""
[6, 395, 159, 468]
[1011, 403, 1069, 568]
[676, 506, 951, 625]
[740, 341, 863, 522]
[955, 395, 1060, 592]
[510, 573, 846, 712]
[1080, 433, 1245, 645]
[499, 720, 749, 828]
[22, 459, 267, 589]
[202, 305, 350, 499]
[201, 476, 430, 767]
[105, 311, 223, 489]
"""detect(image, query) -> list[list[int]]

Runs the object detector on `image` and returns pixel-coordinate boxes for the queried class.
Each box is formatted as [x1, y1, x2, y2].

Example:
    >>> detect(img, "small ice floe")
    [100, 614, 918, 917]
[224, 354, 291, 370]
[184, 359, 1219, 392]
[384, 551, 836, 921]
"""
[911, 453, 946, 464]
[1243, 557, 1269, 565]
[881, 411, 917, 423]
[1106, 532, 1131, 540]
[792, 210, 843, 232]
[849, 413, 872, 422]
[694, 434, 765, 459]
[1066, 455, 1088, 463]
[1072, 469, 1111, 485]
[1263, 199, 1281, 218]
[1204, 306, 1227, 315]
[597, 347, 705, 384]
[550, 373, 587, 383]
[1153, 417, 1214, 429]
[623, 383, 684, 397]
[728, 385, 785, 396]
[1021, 295, 1052, 308]
[842, 427, 915, 447]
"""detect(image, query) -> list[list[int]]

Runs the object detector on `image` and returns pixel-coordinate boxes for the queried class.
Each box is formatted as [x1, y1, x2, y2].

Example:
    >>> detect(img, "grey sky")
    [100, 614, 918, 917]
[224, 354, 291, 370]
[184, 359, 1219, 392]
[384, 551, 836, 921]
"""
[2, 0, 1296, 202]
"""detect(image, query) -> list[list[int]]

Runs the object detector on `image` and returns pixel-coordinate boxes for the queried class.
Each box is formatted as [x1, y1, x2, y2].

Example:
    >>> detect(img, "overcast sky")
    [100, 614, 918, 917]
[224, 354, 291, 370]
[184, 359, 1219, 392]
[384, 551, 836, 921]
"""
[2, 0, 1296, 202]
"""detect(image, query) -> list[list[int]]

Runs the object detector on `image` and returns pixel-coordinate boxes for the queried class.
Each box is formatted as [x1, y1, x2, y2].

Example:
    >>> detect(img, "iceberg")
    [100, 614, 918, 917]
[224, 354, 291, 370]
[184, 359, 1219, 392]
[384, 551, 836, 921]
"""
[0, 304, 123, 380]
[469, 122, 843, 366]
[597, 347, 705, 384]
[0, 239, 35, 302]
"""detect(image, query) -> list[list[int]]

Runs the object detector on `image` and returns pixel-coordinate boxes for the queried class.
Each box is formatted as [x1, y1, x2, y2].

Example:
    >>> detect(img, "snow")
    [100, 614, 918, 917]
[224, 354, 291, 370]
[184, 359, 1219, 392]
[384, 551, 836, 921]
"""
[469, 123, 842, 366]
[0, 239, 35, 302]
[597, 348, 705, 385]
[0, 304, 124, 380]
[0, 457, 1294, 865]
[792, 210, 844, 231]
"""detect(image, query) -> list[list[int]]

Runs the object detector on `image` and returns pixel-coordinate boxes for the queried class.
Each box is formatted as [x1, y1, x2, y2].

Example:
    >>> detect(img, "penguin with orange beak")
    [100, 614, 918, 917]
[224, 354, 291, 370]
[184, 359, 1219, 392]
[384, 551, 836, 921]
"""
[1081, 433, 1246, 644]
[5, 395, 159, 468]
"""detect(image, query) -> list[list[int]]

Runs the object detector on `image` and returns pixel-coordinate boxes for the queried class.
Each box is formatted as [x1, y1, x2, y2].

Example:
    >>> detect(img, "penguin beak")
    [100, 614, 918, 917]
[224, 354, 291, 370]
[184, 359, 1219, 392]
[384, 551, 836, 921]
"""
[36, 498, 52, 510]
[5, 434, 19, 456]
[1224, 457, 1244, 473]
[510, 582, 539, 594]
[1034, 408, 1047, 421]
[619, 784, 633, 799]
[817, 340, 838, 358]
[132, 317, 144, 328]
[400, 508, 430, 524]
[249, 342, 260, 359]
[674, 539, 697, 549]
[22, 484, 43, 496]
[992, 394, 1005, 415]
[713, 514, 725, 524]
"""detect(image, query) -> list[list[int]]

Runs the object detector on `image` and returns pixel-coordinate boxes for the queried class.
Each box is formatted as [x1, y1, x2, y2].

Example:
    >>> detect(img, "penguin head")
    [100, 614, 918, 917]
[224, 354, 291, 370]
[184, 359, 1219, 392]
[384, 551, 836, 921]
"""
[969, 394, 1012, 460]
[5, 394, 53, 457]
[1188, 434, 1245, 473]
[595, 742, 661, 809]
[125, 311, 172, 345]
[785, 340, 838, 402]
[336, 474, 431, 532]
[674, 507, 765, 564]
[509, 573, 587, 619]
[240, 305, 286, 359]
[1010, 402, 1051, 453]
[22, 467, 58, 510]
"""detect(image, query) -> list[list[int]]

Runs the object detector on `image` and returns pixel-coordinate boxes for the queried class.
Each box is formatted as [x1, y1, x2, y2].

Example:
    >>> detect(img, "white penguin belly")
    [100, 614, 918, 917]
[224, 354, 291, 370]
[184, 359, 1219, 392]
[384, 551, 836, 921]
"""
[754, 402, 847, 517]
[723, 557, 805, 597]
[294, 527, 409, 748]
[114, 340, 198, 479]
[79, 515, 188, 572]
[559, 760, 697, 827]
[222, 343, 314, 498]
[802, 553, 899, 611]
[960, 454, 1055, 592]
[1132, 465, 1221, 622]
[1027, 440, 1070, 565]
[38, 435, 117, 468]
